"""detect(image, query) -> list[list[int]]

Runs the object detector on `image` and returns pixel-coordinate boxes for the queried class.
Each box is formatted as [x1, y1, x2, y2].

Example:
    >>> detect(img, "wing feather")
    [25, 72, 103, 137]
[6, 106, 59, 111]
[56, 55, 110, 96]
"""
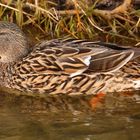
[16, 39, 137, 76]
[88, 50, 134, 73]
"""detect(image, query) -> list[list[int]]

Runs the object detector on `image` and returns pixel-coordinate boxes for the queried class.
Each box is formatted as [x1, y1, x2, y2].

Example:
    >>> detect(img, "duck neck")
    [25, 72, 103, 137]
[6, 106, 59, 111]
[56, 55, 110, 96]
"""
[0, 63, 14, 88]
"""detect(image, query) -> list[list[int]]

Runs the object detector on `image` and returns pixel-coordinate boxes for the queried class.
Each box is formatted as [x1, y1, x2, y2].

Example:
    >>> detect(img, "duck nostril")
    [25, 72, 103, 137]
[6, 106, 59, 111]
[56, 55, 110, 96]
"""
[0, 56, 1, 59]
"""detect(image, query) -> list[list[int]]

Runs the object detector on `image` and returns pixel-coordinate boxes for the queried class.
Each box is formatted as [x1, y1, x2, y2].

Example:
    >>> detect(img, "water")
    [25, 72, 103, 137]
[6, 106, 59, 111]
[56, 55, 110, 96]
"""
[0, 89, 140, 140]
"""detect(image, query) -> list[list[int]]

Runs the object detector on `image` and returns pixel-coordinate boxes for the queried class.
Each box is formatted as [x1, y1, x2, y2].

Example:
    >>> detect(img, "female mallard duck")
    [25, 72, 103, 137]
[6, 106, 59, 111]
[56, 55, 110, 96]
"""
[0, 21, 140, 95]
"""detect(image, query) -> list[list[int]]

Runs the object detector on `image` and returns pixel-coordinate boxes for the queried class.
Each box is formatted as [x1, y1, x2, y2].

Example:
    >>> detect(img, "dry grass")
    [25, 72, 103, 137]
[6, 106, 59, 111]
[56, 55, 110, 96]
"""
[0, 0, 139, 45]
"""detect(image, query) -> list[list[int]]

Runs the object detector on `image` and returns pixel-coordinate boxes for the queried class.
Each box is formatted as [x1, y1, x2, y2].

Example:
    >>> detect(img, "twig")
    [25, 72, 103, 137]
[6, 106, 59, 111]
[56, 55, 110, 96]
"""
[0, 2, 33, 17]
[25, 2, 58, 22]
[93, 0, 132, 19]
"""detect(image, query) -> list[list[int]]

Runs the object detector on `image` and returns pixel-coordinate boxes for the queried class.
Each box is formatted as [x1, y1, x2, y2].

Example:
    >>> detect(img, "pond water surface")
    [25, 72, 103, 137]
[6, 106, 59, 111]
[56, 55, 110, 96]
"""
[0, 89, 140, 140]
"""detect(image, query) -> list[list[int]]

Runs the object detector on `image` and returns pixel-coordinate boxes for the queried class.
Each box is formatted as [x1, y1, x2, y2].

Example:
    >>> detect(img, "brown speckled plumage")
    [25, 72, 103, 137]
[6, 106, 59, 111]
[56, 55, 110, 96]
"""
[0, 22, 140, 95]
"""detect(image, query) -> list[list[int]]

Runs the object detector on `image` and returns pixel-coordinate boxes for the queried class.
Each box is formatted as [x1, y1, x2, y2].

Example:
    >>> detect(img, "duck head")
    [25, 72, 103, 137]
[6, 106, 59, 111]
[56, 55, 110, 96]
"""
[0, 21, 29, 63]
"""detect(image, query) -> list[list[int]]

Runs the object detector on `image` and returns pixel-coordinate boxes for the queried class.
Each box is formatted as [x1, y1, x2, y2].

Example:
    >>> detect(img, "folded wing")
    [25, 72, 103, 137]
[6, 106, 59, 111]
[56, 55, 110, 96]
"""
[19, 39, 136, 76]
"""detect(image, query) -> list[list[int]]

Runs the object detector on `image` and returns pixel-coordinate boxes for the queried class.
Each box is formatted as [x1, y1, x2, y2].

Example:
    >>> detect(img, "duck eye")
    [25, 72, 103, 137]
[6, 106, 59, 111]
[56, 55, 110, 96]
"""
[0, 56, 1, 59]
